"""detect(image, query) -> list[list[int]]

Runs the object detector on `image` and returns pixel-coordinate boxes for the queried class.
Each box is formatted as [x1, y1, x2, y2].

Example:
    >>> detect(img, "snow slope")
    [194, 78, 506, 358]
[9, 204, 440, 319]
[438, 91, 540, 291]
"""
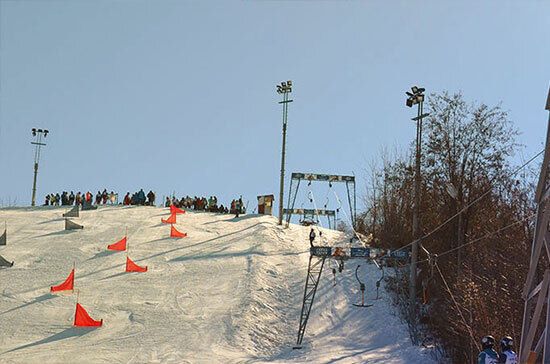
[0, 206, 434, 363]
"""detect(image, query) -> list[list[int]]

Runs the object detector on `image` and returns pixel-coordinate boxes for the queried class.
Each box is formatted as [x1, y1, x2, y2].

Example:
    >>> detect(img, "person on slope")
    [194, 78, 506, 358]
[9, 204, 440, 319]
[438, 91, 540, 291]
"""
[309, 228, 316, 248]
[147, 191, 155, 206]
[235, 198, 241, 218]
[498, 336, 518, 364]
[124, 193, 132, 206]
[137, 189, 146, 205]
[478, 335, 499, 364]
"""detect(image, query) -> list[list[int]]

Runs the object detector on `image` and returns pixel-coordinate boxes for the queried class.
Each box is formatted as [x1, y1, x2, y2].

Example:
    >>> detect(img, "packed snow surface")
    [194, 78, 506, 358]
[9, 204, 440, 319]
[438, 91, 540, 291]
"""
[0, 206, 433, 363]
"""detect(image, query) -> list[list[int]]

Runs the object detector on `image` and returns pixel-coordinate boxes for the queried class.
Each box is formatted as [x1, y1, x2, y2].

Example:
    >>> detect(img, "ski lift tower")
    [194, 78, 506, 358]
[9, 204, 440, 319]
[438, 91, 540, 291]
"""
[519, 87, 550, 363]
[293, 246, 391, 349]
[285, 173, 356, 228]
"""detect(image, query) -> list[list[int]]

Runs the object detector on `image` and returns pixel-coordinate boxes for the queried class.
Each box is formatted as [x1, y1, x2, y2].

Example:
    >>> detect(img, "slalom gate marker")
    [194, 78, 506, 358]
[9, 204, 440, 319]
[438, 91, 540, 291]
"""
[126, 257, 147, 272]
[51, 268, 75, 292]
[108, 237, 127, 251]
[0, 254, 14, 267]
[74, 303, 103, 327]
[65, 219, 84, 230]
[162, 213, 177, 224]
[170, 205, 186, 215]
[0, 222, 6, 246]
[62, 205, 79, 218]
[170, 225, 187, 238]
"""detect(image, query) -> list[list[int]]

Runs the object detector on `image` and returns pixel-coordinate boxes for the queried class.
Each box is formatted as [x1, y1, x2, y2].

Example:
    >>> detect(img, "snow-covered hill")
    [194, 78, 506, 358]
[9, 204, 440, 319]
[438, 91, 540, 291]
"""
[0, 206, 433, 363]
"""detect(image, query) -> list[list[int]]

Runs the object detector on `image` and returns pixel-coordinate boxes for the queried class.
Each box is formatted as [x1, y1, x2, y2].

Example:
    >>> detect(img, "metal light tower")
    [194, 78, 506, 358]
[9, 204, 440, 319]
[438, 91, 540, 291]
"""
[405, 86, 429, 318]
[277, 80, 293, 225]
[30, 128, 49, 206]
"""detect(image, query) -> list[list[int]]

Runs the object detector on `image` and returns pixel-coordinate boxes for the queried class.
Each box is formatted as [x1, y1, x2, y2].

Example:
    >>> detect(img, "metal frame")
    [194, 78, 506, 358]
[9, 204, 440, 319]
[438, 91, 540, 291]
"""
[295, 254, 326, 348]
[294, 246, 386, 348]
[519, 87, 550, 363]
[285, 173, 356, 228]
[283, 208, 337, 229]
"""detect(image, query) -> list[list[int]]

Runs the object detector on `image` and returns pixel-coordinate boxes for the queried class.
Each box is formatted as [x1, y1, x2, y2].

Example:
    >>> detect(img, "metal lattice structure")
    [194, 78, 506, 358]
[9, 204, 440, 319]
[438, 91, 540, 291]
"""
[285, 173, 356, 228]
[283, 208, 337, 229]
[294, 246, 389, 348]
[295, 253, 326, 348]
[519, 88, 550, 364]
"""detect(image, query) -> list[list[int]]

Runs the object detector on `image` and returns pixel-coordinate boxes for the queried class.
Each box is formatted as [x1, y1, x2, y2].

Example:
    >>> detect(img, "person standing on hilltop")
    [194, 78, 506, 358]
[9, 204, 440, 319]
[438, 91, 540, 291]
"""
[309, 228, 316, 248]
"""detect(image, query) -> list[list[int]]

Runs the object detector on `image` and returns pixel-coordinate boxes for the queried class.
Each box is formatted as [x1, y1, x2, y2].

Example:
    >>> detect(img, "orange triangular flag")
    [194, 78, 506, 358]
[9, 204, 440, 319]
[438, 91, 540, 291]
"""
[161, 213, 177, 224]
[107, 237, 127, 251]
[51, 268, 75, 292]
[170, 225, 187, 238]
[125, 257, 147, 272]
[74, 303, 103, 327]
[170, 205, 186, 215]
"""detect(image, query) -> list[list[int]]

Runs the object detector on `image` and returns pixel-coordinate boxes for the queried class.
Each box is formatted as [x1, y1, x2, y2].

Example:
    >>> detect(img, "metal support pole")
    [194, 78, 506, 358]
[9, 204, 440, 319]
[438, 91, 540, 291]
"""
[410, 98, 423, 318]
[31, 162, 39, 207]
[30, 130, 47, 207]
[277, 85, 292, 225]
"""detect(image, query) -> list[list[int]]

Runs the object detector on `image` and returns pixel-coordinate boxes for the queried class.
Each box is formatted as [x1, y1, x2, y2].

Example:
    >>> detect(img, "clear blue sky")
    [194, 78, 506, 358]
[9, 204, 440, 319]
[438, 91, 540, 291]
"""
[1, 1, 549, 217]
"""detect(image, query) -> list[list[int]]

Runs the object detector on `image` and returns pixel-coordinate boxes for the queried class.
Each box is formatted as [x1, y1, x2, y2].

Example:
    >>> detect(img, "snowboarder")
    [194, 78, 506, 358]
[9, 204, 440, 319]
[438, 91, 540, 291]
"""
[478, 335, 498, 364]
[309, 228, 316, 248]
[499, 336, 517, 364]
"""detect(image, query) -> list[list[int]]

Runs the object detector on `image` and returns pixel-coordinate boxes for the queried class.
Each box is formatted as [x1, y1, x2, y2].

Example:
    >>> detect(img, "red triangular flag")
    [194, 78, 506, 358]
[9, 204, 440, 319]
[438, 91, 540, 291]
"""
[51, 268, 75, 292]
[125, 257, 147, 273]
[170, 205, 186, 215]
[161, 213, 177, 224]
[107, 237, 127, 251]
[74, 303, 103, 327]
[170, 225, 187, 238]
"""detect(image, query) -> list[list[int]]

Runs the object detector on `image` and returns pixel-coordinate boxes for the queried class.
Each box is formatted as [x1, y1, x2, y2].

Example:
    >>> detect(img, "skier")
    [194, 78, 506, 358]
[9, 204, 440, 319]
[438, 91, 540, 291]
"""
[69, 191, 75, 205]
[309, 228, 316, 248]
[478, 335, 499, 364]
[95, 191, 102, 205]
[499, 336, 518, 364]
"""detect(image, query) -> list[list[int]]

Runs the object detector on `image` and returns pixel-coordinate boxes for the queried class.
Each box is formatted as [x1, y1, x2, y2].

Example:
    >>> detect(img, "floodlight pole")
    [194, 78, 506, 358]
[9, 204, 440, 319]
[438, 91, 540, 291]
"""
[30, 129, 48, 207]
[277, 81, 293, 225]
[406, 87, 429, 326]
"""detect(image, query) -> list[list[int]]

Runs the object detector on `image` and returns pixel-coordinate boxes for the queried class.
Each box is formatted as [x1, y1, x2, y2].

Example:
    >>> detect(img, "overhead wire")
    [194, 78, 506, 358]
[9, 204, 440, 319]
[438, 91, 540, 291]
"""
[417, 212, 536, 265]
[435, 262, 480, 352]
[392, 148, 544, 254]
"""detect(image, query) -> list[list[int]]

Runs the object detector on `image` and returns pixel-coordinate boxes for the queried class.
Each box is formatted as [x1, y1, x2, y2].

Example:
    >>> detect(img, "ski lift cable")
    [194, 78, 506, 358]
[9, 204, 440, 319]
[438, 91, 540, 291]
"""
[416, 212, 536, 265]
[307, 189, 326, 239]
[392, 148, 544, 255]
[332, 190, 366, 248]
[436, 262, 480, 352]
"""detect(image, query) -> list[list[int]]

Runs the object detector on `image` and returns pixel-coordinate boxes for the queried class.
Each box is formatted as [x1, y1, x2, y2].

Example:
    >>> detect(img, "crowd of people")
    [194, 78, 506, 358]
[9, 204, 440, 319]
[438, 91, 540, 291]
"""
[165, 195, 245, 217]
[44, 189, 155, 207]
[478, 335, 517, 364]
[43, 190, 247, 217]
[122, 190, 155, 206]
